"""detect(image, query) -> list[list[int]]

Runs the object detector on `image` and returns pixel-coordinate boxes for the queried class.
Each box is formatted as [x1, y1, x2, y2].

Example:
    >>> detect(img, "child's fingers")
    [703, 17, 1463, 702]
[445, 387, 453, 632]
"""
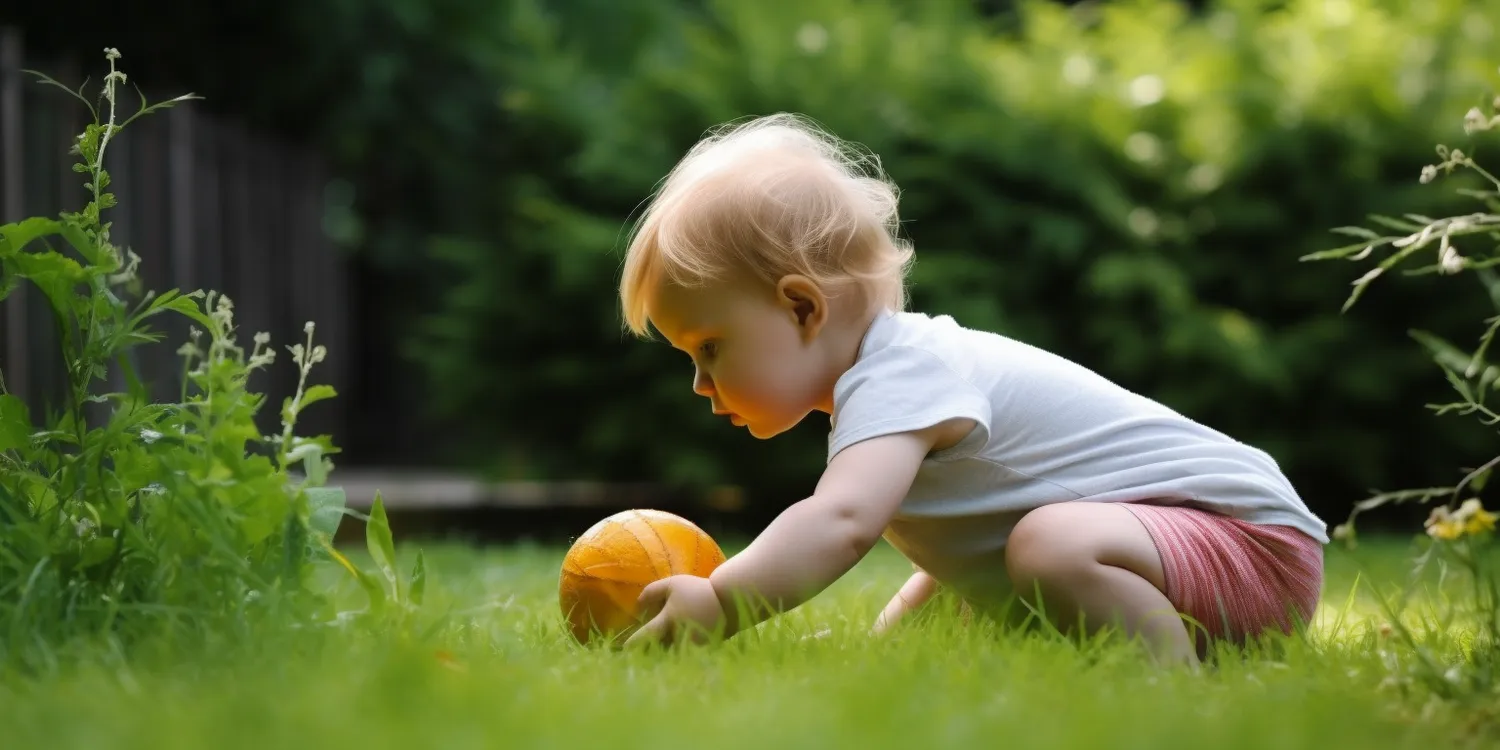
[624, 611, 671, 649]
[635, 578, 670, 613]
[625, 578, 677, 648]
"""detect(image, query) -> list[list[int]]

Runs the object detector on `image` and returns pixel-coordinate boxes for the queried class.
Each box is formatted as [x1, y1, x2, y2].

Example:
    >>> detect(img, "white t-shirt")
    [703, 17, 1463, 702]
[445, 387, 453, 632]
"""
[828, 310, 1328, 603]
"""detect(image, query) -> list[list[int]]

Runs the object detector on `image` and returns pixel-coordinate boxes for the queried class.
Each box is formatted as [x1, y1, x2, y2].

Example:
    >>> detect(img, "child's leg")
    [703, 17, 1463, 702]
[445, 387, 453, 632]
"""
[1004, 502, 1197, 666]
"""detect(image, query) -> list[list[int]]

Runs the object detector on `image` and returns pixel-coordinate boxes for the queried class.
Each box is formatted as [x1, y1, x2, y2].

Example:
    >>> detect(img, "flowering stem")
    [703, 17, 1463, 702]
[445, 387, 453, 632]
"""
[94, 50, 122, 229]
[279, 324, 317, 458]
[1451, 454, 1500, 507]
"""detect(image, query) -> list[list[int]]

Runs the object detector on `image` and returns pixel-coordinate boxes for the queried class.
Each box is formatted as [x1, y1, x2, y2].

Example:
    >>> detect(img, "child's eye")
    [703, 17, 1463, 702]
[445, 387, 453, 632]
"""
[698, 341, 719, 359]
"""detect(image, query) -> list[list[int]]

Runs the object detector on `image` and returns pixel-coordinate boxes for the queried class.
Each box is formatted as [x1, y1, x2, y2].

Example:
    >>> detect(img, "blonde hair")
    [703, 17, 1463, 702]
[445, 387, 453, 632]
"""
[618, 113, 914, 336]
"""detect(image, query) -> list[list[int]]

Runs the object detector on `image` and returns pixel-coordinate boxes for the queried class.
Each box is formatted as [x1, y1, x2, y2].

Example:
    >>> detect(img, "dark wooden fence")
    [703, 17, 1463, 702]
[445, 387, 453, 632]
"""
[0, 27, 351, 443]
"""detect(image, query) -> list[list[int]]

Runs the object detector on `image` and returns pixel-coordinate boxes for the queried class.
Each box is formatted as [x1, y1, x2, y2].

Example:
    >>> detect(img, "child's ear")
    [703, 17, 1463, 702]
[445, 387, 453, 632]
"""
[775, 275, 828, 341]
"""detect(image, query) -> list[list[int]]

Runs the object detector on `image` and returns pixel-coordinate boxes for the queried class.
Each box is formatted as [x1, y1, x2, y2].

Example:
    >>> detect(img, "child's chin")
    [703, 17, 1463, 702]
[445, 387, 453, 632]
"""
[744, 419, 797, 440]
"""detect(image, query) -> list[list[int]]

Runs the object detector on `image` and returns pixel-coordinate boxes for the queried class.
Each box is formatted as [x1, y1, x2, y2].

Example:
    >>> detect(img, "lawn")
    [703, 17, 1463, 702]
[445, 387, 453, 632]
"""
[1, 533, 1495, 750]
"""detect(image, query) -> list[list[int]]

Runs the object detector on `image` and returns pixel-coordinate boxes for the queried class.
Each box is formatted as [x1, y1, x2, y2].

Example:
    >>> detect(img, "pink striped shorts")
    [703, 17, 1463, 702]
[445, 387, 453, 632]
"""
[1119, 503, 1324, 654]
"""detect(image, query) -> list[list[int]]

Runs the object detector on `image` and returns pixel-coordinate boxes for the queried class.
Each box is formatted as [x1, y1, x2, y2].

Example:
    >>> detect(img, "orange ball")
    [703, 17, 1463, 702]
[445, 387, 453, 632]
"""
[558, 508, 726, 645]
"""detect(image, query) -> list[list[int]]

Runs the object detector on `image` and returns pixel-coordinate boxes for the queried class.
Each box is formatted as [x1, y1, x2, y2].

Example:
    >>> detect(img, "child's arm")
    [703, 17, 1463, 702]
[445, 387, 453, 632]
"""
[707, 425, 944, 637]
[871, 569, 940, 635]
[625, 422, 955, 647]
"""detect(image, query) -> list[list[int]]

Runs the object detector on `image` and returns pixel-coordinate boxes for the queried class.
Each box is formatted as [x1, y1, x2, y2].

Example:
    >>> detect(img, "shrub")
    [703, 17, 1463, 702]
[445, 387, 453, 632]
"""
[335, 0, 1498, 513]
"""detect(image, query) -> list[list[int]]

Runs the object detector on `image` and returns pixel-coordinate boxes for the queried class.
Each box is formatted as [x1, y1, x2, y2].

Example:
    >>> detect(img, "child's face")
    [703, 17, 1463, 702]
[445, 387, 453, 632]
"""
[647, 274, 833, 440]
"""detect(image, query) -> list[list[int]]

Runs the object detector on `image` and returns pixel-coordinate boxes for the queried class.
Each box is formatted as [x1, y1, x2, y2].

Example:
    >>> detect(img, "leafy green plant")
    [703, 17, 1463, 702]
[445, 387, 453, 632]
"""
[1306, 67, 1500, 707]
[320, 494, 429, 638]
[0, 48, 416, 669]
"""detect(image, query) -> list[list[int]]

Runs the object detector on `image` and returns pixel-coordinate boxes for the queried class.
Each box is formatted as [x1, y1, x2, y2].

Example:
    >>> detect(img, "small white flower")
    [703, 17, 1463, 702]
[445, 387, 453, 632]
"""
[1392, 223, 1435, 249]
[104, 48, 121, 61]
[1420, 165, 1438, 184]
[304, 321, 316, 336]
[254, 332, 270, 346]
[1464, 107, 1490, 135]
[139, 429, 162, 444]
[1438, 234, 1465, 274]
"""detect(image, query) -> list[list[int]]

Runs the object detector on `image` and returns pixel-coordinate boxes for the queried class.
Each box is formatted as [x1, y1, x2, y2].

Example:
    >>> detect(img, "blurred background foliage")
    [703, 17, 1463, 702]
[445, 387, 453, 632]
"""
[7, 0, 1500, 524]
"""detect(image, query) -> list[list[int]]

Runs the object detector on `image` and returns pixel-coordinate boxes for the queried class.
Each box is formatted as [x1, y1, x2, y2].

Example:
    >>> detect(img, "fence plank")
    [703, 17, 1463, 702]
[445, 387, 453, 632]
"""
[0, 28, 26, 399]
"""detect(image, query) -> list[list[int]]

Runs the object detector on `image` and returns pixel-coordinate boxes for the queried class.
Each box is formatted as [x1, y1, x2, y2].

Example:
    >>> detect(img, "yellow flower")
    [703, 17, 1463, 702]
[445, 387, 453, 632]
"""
[1463, 505, 1497, 537]
[1425, 505, 1465, 541]
[1427, 518, 1465, 541]
[1425, 500, 1497, 540]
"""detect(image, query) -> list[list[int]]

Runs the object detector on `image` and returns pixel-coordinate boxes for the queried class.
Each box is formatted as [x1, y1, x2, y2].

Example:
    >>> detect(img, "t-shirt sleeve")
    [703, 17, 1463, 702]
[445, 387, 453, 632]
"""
[827, 344, 993, 463]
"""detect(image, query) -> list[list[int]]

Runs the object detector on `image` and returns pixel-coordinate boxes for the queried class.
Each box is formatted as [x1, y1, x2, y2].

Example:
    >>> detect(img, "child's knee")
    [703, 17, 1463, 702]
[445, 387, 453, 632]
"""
[1004, 505, 1093, 596]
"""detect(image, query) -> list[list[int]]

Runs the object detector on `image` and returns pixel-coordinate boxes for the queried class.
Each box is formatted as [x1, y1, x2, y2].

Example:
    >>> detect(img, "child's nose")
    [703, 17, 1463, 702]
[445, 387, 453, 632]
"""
[692, 367, 714, 397]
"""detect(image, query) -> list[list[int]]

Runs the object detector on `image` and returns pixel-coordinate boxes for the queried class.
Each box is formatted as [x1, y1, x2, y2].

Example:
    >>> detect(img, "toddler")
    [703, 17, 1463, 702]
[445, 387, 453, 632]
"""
[616, 113, 1327, 665]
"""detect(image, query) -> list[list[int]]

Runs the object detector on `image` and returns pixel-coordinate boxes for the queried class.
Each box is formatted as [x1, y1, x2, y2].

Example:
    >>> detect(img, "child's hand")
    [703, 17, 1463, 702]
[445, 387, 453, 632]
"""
[624, 574, 727, 648]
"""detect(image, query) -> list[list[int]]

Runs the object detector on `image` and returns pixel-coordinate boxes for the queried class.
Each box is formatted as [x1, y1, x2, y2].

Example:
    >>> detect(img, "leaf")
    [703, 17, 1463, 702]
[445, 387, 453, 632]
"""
[299, 385, 337, 411]
[0, 395, 32, 452]
[22, 69, 98, 119]
[152, 293, 215, 331]
[286, 441, 328, 486]
[1367, 214, 1425, 233]
[1469, 466, 1492, 493]
[322, 538, 386, 613]
[78, 536, 117, 569]
[1412, 329, 1500, 385]
[118, 92, 203, 130]
[12, 250, 85, 317]
[1329, 226, 1382, 241]
[0, 262, 16, 303]
[115, 353, 149, 403]
[409, 550, 427, 607]
[0, 217, 62, 258]
[366, 492, 400, 600]
[305, 486, 347, 538]
[59, 221, 103, 266]
[1298, 238, 1386, 262]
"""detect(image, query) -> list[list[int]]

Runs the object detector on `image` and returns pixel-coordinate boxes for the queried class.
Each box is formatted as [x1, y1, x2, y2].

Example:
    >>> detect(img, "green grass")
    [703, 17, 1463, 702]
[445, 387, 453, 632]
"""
[1, 534, 1495, 749]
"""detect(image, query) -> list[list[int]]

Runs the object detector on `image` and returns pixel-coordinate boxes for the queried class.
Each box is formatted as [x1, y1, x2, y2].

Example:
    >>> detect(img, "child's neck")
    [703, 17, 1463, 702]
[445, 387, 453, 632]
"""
[812, 303, 885, 415]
